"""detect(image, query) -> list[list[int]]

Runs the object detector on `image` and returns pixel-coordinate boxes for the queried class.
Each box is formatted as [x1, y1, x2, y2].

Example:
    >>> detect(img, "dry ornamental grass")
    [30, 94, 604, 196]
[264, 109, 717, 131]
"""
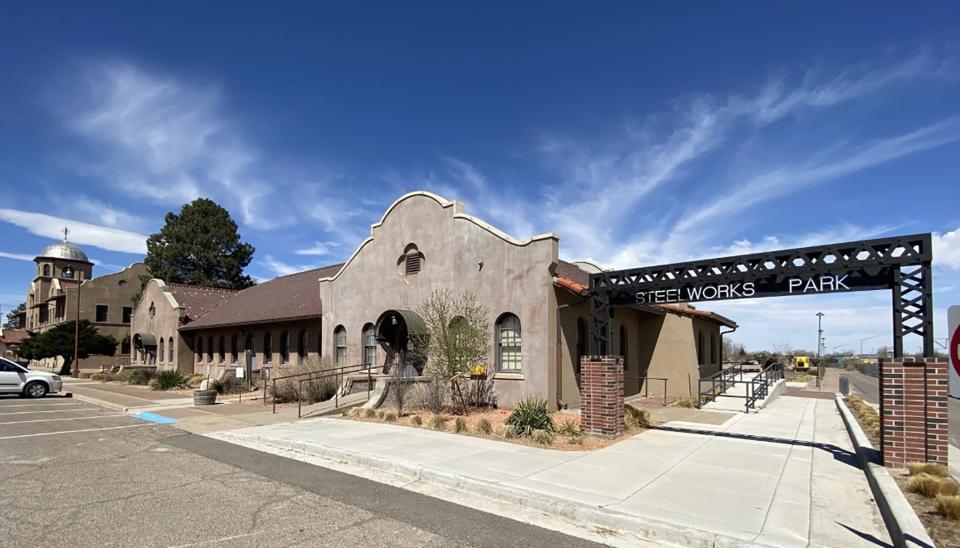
[936, 495, 960, 520]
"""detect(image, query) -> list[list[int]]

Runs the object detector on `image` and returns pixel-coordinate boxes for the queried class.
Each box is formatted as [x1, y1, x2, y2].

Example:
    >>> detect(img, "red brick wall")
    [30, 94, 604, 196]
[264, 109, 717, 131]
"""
[880, 357, 949, 468]
[580, 355, 624, 438]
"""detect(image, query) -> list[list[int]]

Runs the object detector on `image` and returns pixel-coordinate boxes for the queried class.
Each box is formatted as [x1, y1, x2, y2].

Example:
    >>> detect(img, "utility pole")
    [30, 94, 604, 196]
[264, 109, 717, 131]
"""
[816, 312, 825, 388]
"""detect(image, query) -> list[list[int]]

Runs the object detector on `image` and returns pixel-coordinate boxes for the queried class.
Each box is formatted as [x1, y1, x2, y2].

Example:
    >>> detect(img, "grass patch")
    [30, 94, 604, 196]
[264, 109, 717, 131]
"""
[429, 415, 447, 431]
[531, 429, 554, 445]
[557, 417, 582, 436]
[410, 415, 422, 426]
[675, 396, 698, 409]
[453, 417, 467, 433]
[384, 411, 397, 422]
[475, 418, 493, 435]
[363, 408, 377, 418]
[625, 405, 650, 430]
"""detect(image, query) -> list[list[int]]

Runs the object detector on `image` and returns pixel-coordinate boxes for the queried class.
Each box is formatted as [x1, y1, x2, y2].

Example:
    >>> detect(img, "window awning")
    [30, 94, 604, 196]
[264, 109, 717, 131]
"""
[133, 333, 157, 347]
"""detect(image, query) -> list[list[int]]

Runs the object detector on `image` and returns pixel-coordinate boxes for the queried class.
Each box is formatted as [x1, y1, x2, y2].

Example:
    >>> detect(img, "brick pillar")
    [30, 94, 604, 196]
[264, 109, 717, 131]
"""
[880, 357, 949, 468]
[580, 355, 624, 438]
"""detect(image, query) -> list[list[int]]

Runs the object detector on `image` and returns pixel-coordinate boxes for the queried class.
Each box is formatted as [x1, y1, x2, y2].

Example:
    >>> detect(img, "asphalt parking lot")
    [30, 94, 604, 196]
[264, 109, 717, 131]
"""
[0, 394, 597, 548]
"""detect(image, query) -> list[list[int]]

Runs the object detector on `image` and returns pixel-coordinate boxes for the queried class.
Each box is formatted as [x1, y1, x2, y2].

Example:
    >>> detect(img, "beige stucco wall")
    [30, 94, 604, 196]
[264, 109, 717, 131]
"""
[130, 279, 192, 373]
[187, 319, 322, 380]
[318, 193, 559, 408]
[27, 263, 147, 371]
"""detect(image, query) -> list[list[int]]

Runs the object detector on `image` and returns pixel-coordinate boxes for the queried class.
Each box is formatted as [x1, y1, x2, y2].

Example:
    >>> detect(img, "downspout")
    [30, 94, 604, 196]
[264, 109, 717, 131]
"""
[556, 303, 571, 410]
[720, 325, 738, 368]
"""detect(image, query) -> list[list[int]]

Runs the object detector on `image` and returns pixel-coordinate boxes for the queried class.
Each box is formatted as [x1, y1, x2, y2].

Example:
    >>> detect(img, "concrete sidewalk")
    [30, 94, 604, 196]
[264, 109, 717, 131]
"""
[212, 395, 889, 547]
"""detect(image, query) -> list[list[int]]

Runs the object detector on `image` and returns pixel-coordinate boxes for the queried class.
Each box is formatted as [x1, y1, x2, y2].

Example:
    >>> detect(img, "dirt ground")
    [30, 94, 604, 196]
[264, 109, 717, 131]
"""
[340, 406, 650, 451]
[843, 399, 959, 547]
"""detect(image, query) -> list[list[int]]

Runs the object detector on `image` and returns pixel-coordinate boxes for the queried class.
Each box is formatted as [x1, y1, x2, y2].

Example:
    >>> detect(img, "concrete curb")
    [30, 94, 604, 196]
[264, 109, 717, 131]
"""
[215, 429, 774, 548]
[834, 395, 934, 548]
[71, 392, 130, 413]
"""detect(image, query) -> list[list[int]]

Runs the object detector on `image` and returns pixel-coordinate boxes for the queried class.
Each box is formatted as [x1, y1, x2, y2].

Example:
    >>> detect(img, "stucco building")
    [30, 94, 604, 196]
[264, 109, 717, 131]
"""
[128, 279, 238, 372]
[134, 191, 734, 408]
[23, 237, 148, 371]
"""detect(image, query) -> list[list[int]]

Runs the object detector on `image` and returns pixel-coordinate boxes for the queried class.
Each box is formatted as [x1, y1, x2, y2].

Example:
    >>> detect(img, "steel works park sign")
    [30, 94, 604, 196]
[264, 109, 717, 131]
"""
[631, 270, 893, 305]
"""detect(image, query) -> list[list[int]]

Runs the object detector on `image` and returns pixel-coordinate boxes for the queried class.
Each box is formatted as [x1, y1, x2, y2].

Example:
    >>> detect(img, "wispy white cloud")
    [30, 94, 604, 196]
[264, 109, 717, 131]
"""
[48, 194, 145, 231]
[260, 255, 320, 277]
[0, 208, 146, 254]
[438, 157, 536, 239]
[537, 52, 959, 263]
[672, 116, 960, 235]
[295, 241, 339, 256]
[0, 251, 34, 262]
[56, 60, 291, 230]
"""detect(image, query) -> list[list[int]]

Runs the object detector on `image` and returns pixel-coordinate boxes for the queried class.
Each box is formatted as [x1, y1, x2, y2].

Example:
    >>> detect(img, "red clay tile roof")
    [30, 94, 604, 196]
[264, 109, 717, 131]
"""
[553, 262, 737, 328]
[0, 329, 28, 344]
[166, 284, 239, 323]
[179, 264, 343, 331]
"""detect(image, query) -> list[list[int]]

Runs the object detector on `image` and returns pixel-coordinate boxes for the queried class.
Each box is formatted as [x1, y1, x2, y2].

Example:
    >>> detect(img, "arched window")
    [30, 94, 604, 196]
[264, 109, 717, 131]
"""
[334, 325, 347, 366]
[218, 335, 225, 363]
[280, 331, 290, 364]
[197, 338, 204, 364]
[576, 317, 587, 375]
[362, 324, 376, 368]
[263, 332, 273, 366]
[168, 337, 174, 363]
[697, 331, 704, 365]
[619, 325, 628, 371]
[149, 302, 156, 318]
[42, 264, 50, 277]
[159, 338, 165, 364]
[207, 336, 214, 362]
[231, 335, 238, 364]
[710, 332, 717, 365]
[298, 330, 308, 361]
[496, 313, 522, 372]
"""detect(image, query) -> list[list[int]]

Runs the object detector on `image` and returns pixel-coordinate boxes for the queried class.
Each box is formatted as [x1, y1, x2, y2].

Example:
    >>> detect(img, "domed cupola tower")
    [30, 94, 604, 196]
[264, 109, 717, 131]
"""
[26, 228, 94, 331]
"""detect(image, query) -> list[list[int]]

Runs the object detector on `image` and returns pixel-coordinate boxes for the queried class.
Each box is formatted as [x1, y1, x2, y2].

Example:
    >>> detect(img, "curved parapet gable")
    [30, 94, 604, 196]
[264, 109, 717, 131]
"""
[318, 190, 558, 283]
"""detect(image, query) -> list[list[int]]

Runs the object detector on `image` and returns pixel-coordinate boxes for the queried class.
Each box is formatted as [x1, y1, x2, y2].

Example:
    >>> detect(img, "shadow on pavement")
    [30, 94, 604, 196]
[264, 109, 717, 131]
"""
[652, 424, 861, 468]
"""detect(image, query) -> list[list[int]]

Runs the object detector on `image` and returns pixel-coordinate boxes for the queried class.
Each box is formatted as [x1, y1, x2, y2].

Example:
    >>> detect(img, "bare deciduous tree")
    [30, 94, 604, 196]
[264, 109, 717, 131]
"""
[414, 289, 490, 414]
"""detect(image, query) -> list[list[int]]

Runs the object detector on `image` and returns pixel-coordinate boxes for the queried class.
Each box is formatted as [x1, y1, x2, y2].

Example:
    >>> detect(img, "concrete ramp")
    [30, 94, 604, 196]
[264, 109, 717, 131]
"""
[703, 373, 785, 413]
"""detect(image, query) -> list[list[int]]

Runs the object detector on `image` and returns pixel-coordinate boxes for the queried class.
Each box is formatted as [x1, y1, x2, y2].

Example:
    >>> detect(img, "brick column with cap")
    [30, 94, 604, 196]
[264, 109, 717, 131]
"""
[880, 357, 949, 468]
[580, 355, 624, 438]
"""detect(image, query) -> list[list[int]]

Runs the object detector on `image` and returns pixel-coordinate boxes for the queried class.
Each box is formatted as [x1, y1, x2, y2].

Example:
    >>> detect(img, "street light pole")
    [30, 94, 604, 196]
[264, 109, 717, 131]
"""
[859, 334, 883, 357]
[72, 274, 80, 377]
[815, 312, 825, 388]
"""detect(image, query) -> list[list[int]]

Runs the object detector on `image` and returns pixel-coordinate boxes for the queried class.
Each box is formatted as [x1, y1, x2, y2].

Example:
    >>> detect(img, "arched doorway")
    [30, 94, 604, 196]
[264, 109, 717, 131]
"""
[375, 309, 426, 376]
[133, 333, 157, 365]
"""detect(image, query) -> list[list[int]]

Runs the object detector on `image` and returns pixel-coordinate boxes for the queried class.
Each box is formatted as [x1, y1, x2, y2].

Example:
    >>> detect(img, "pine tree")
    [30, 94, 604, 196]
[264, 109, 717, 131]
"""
[145, 198, 256, 290]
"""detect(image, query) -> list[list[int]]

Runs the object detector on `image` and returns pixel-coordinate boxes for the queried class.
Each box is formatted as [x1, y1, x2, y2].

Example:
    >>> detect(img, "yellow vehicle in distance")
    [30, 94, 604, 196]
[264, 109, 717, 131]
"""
[794, 355, 812, 372]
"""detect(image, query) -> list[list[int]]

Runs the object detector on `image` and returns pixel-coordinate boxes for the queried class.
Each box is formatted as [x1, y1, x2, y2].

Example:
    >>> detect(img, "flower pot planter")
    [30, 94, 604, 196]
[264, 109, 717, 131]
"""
[193, 388, 218, 406]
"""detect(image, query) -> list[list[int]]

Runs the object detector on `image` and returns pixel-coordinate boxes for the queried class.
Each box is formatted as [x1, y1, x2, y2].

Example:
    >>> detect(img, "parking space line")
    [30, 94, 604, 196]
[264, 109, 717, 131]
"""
[0, 424, 151, 440]
[0, 408, 101, 415]
[0, 415, 123, 425]
[0, 402, 88, 408]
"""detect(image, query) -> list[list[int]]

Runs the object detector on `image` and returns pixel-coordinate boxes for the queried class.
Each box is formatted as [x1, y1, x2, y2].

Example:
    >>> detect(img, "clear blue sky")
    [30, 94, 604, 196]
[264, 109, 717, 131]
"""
[1, 2, 958, 353]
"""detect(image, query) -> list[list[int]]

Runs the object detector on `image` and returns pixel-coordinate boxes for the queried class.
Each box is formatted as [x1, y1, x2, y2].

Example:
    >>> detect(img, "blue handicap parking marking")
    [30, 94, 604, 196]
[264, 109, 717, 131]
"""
[132, 411, 178, 425]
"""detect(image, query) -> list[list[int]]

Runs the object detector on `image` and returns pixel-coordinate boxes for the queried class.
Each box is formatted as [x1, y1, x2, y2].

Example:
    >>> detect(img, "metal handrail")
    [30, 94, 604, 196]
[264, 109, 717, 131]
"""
[698, 363, 783, 411]
[270, 363, 373, 416]
[625, 375, 669, 407]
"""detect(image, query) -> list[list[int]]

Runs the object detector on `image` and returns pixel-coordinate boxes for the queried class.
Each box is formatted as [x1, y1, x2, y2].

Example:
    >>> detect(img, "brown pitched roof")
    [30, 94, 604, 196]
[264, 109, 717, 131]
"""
[180, 264, 343, 331]
[553, 261, 737, 328]
[0, 329, 28, 344]
[556, 260, 590, 286]
[166, 284, 239, 323]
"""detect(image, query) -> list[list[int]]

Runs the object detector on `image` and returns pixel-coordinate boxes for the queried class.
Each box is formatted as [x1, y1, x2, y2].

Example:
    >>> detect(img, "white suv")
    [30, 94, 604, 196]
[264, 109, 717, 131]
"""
[0, 358, 63, 398]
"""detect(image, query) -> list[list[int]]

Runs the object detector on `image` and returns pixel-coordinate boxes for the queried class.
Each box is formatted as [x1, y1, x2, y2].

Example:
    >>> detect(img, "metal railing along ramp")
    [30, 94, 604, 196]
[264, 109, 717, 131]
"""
[698, 363, 785, 413]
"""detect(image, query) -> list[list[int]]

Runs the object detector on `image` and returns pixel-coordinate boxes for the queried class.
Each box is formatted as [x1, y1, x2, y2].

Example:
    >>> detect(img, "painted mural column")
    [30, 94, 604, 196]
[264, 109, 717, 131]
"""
[580, 355, 624, 438]
[880, 357, 949, 468]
